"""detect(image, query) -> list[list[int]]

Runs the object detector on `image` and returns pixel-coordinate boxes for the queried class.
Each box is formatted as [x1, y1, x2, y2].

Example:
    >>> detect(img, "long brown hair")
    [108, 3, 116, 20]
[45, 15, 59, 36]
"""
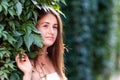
[36, 7, 66, 79]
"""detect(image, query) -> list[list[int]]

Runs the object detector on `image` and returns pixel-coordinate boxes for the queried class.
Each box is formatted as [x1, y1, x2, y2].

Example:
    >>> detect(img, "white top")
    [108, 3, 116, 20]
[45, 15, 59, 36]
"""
[41, 72, 61, 80]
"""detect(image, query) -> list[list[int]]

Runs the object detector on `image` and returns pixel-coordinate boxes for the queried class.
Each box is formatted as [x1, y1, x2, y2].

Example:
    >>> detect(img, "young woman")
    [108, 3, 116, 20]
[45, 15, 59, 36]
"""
[15, 7, 67, 80]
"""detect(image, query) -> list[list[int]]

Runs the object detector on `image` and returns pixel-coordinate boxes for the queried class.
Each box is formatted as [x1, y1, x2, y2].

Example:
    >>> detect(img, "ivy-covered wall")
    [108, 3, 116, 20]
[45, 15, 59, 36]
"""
[62, 0, 113, 80]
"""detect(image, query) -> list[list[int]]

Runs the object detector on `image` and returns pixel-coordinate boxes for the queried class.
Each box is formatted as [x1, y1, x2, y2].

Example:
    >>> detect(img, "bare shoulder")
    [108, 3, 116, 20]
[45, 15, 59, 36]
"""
[63, 76, 68, 80]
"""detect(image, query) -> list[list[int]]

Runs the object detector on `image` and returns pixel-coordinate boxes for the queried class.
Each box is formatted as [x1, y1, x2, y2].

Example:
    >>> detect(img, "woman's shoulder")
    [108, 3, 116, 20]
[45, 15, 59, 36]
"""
[63, 76, 68, 80]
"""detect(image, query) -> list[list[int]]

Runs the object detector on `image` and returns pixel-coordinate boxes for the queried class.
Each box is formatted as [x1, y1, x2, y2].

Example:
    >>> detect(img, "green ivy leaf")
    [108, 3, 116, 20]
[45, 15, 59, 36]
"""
[2, 31, 8, 40]
[0, 71, 4, 76]
[13, 31, 23, 49]
[7, 63, 15, 70]
[28, 52, 37, 58]
[20, 0, 25, 4]
[26, 26, 32, 35]
[4, 63, 9, 68]
[31, 0, 41, 10]
[0, 70, 9, 80]
[0, 47, 11, 59]
[15, 1, 22, 16]
[0, 25, 4, 33]
[8, 8, 16, 18]
[21, 22, 34, 32]
[33, 28, 41, 34]
[13, 31, 23, 37]
[6, 33, 16, 45]
[33, 11, 38, 23]
[8, 21, 15, 30]
[1, 0, 9, 12]
[10, 72, 20, 80]
[57, 10, 66, 18]
[61, 0, 67, 5]
[24, 33, 34, 51]
[27, 11, 32, 19]
[14, 37, 23, 49]
[0, 5, 3, 12]
[32, 33, 43, 48]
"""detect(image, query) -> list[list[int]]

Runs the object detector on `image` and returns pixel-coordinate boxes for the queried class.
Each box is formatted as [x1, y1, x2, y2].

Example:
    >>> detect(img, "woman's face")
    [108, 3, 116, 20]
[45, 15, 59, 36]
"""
[37, 14, 58, 47]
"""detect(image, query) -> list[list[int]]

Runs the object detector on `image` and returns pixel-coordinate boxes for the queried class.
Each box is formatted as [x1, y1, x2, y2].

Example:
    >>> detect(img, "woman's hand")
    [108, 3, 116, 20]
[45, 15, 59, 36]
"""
[15, 53, 33, 75]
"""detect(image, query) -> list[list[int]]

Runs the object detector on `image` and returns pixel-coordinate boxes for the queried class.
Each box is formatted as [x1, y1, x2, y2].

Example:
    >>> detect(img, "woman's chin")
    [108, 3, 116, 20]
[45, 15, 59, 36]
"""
[43, 43, 54, 47]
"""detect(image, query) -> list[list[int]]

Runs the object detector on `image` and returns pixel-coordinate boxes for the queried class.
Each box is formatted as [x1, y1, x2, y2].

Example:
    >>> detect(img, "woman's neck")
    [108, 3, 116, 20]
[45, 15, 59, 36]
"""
[37, 47, 49, 63]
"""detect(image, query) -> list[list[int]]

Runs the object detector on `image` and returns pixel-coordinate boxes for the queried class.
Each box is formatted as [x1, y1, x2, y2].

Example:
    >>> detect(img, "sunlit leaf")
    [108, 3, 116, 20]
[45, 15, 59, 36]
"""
[31, 0, 41, 10]
[33, 29, 41, 34]
[8, 9, 16, 17]
[61, 0, 67, 5]
[1, 0, 9, 12]
[0, 71, 4, 76]
[15, 1, 22, 16]
[2, 31, 8, 40]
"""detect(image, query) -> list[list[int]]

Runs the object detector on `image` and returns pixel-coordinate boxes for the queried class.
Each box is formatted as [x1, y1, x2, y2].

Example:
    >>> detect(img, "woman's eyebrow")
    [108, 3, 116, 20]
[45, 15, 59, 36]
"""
[40, 22, 50, 25]
[37, 22, 49, 26]
[39, 22, 58, 25]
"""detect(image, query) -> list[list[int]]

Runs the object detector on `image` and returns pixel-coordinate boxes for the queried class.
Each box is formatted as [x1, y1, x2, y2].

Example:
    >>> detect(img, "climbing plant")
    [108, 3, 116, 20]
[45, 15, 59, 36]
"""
[0, 0, 66, 80]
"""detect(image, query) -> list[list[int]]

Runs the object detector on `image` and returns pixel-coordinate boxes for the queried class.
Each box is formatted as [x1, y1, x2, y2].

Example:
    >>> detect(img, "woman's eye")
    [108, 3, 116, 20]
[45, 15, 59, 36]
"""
[53, 26, 58, 29]
[43, 25, 48, 27]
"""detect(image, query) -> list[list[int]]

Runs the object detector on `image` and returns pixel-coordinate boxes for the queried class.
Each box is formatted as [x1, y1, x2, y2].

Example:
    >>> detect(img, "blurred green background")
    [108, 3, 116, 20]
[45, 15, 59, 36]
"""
[1, 0, 120, 80]
[62, 0, 120, 80]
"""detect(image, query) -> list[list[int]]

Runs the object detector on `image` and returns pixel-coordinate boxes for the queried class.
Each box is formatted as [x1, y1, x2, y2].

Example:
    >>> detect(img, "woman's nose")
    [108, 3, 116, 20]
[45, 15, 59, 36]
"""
[49, 27, 54, 34]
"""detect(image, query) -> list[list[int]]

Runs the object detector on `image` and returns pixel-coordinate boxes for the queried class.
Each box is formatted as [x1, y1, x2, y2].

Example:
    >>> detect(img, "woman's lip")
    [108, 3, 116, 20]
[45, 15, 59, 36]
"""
[46, 37, 54, 39]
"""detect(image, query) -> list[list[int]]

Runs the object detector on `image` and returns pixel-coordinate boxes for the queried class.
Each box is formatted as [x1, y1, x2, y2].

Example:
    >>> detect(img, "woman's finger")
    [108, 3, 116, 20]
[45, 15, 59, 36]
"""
[15, 53, 20, 62]
[15, 53, 28, 63]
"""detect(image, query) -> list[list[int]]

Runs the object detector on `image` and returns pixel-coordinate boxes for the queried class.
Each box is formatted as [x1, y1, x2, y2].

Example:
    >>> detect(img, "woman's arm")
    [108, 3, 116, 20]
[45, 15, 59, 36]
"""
[23, 72, 32, 80]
